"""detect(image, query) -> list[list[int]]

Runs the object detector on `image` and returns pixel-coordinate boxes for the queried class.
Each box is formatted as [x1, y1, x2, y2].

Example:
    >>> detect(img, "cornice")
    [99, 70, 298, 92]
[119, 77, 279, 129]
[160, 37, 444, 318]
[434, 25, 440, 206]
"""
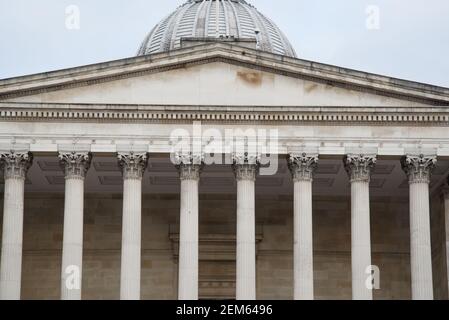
[1, 43, 449, 105]
[0, 103, 449, 126]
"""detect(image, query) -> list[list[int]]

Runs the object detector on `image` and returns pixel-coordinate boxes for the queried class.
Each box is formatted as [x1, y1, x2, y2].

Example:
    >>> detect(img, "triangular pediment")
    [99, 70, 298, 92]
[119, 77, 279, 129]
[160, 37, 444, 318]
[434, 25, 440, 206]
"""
[1, 43, 448, 107]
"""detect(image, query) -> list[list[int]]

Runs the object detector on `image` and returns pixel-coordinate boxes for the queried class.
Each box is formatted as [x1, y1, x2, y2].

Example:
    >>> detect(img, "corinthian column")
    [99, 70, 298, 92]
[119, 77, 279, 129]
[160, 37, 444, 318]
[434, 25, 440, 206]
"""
[0, 151, 33, 300]
[288, 153, 318, 300]
[117, 152, 148, 300]
[174, 153, 203, 300]
[401, 154, 437, 300]
[344, 154, 376, 300]
[59, 151, 92, 300]
[233, 153, 259, 300]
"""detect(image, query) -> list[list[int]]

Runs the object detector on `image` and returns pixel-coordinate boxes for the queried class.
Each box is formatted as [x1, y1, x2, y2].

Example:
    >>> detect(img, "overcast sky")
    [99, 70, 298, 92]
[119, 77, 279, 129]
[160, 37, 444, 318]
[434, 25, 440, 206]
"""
[1, 0, 448, 87]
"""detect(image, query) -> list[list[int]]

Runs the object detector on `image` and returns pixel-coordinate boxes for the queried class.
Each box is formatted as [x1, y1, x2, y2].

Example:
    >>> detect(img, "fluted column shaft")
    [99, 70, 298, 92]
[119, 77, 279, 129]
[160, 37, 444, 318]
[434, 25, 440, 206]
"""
[344, 154, 376, 300]
[288, 154, 318, 300]
[236, 178, 256, 300]
[351, 180, 372, 299]
[409, 183, 432, 298]
[175, 154, 202, 300]
[0, 151, 32, 300]
[233, 154, 259, 301]
[118, 152, 148, 300]
[402, 154, 436, 300]
[59, 152, 91, 300]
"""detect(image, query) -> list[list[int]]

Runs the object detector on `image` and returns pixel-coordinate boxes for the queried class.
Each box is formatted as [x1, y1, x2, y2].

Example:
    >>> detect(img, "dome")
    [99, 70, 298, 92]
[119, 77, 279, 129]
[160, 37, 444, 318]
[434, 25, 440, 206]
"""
[137, 0, 297, 58]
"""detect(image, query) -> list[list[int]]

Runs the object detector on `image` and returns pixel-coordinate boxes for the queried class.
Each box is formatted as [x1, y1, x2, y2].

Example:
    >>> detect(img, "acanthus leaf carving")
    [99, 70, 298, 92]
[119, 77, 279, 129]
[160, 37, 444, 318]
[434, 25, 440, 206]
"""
[117, 152, 149, 180]
[173, 152, 204, 181]
[59, 151, 92, 179]
[401, 154, 437, 184]
[232, 152, 260, 181]
[0, 151, 33, 180]
[288, 153, 319, 181]
[344, 154, 377, 182]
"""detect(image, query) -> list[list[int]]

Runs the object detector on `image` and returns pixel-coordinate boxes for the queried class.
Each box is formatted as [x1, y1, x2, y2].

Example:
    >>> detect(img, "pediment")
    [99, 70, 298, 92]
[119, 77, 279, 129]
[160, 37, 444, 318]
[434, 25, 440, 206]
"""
[1, 43, 448, 107]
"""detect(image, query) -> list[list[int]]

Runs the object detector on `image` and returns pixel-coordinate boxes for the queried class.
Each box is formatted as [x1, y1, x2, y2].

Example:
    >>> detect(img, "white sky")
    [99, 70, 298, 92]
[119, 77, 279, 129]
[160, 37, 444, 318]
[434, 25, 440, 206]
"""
[1, 0, 448, 87]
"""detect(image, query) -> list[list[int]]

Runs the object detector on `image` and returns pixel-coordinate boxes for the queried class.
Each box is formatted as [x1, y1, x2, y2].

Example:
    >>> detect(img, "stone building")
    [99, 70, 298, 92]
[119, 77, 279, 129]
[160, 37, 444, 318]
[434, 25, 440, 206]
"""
[0, 0, 448, 300]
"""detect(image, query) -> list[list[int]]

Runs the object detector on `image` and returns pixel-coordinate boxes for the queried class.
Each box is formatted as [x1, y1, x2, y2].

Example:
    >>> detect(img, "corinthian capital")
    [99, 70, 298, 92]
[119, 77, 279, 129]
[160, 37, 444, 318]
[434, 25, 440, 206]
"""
[117, 152, 149, 180]
[401, 154, 437, 184]
[173, 152, 204, 181]
[344, 154, 377, 182]
[287, 153, 319, 182]
[232, 152, 260, 181]
[59, 151, 92, 179]
[0, 151, 33, 180]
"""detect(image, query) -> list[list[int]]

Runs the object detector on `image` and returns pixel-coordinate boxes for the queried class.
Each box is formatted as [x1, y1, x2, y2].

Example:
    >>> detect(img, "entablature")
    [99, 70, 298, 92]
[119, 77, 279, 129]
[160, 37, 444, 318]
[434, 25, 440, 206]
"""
[1, 102, 449, 126]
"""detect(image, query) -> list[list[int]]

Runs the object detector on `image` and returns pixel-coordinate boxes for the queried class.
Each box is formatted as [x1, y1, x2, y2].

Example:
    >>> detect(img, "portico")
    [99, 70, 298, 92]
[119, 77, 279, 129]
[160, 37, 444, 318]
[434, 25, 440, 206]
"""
[0, 36, 449, 300]
[0, 143, 448, 300]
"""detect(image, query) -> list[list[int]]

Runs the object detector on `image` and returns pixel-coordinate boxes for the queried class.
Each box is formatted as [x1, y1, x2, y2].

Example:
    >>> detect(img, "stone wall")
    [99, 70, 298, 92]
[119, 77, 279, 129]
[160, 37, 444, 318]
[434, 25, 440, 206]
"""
[0, 192, 447, 300]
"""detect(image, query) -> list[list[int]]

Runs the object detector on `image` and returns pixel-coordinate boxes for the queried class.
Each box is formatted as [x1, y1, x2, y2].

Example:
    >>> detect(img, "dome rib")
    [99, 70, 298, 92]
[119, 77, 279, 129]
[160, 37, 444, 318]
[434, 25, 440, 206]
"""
[159, 10, 180, 52]
[137, 0, 297, 58]
[193, 0, 208, 37]
[204, 0, 213, 38]
[169, 2, 195, 50]
[226, 0, 242, 37]
[242, 3, 271, 52]
[221, 0, 230, 36]
[175, 2, 199, 48]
